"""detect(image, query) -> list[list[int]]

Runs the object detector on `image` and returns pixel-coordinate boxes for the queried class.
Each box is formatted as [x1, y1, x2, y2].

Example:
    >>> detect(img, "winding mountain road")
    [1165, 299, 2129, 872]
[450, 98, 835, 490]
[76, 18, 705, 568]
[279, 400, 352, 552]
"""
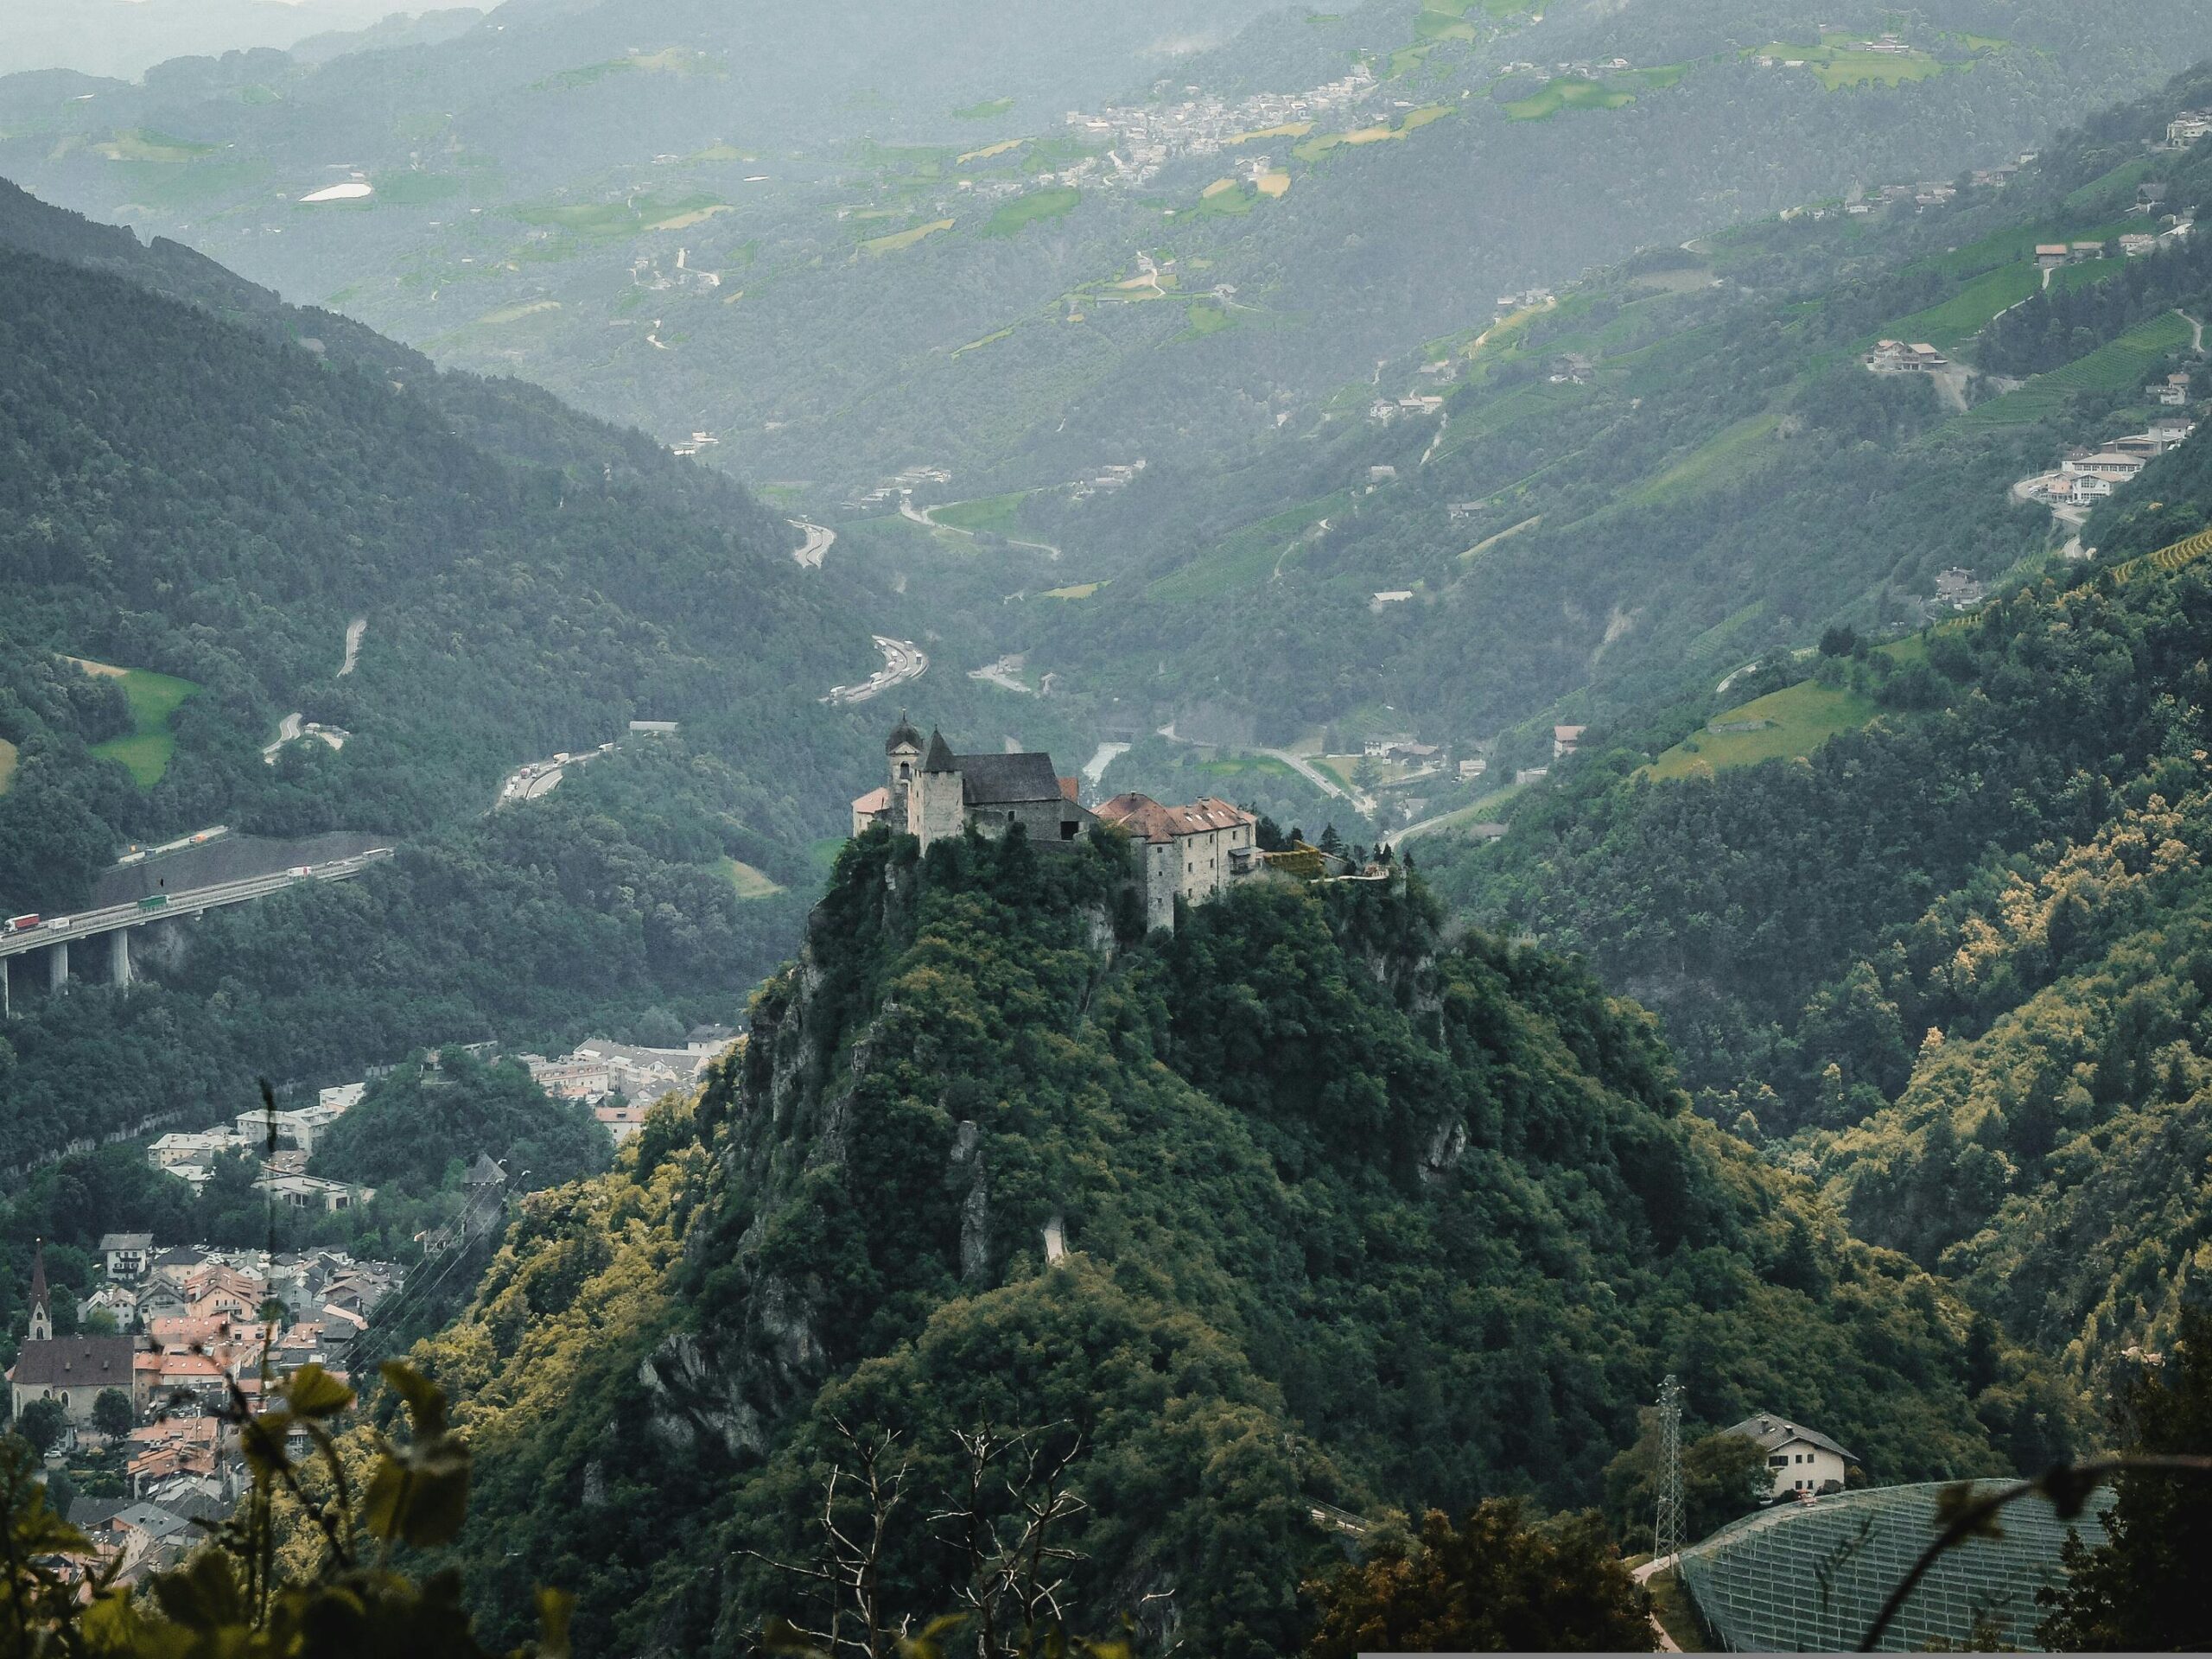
[900, 496, 1063, 560]
[790, 520, 836, 569]
[827, 636, 929, 705]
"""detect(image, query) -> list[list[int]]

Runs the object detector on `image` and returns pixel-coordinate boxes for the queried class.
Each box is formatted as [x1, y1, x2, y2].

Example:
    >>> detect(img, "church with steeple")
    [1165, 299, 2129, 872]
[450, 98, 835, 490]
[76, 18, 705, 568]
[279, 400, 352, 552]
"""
[7, 1240, 137, 1428]
[851, 715, 1090, 849]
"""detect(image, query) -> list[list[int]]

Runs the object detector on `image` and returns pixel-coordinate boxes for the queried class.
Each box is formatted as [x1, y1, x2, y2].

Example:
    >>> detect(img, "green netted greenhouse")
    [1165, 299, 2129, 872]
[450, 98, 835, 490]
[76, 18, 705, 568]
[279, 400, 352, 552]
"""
[1675, 1481, 2114, 1652]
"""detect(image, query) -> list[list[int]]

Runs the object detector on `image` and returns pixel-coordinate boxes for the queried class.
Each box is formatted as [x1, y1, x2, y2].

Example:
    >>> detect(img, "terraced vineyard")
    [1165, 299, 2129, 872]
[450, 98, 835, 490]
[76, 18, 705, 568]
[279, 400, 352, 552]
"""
[1959, 311, 2194, 428]
[2112, 521, 2212, 584]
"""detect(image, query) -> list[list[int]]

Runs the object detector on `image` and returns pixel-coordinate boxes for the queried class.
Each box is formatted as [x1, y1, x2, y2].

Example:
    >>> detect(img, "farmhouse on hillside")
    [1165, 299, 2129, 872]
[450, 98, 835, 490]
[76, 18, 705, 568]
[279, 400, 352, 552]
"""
[1725, 1412, 1859, 1497]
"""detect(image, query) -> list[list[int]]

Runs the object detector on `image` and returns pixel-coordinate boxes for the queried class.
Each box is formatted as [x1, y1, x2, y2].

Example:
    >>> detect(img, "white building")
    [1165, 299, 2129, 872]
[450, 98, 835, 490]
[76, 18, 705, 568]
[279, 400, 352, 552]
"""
[99, 1234, 153, 1280]
[148, 1131, 243, 1170]
[258, 1173, 372, 1214]
[1725, 1413, 1858, 1497]
[232, 1103, 346, 1158]
[2062, 450, 2148, 482]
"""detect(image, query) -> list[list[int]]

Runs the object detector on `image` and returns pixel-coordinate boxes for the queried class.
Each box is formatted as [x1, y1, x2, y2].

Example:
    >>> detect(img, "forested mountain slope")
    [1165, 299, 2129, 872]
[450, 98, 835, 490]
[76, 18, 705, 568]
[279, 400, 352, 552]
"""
[403, 830, 2069, 1656]
[0, 180, 925, 1171]
[1421, 402, 2212, 1395]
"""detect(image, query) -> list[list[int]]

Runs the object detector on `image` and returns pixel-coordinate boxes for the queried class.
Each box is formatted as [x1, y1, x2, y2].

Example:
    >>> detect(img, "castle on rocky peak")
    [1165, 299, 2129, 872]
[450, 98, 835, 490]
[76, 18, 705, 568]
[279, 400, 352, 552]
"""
[851, 715, 1262, 931]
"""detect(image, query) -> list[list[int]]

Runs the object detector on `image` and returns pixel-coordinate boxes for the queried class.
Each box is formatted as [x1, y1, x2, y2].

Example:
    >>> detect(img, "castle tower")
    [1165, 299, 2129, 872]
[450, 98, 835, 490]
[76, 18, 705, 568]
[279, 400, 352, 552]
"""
[885, 712, 923, 821]
[25, 1238, 50, 1342]
[909, 728, 968, 849]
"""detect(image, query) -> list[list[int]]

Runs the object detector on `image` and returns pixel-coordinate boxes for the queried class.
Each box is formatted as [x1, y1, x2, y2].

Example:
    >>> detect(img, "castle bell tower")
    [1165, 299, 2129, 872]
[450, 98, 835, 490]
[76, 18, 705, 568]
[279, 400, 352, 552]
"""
[885, 711, 924, 822]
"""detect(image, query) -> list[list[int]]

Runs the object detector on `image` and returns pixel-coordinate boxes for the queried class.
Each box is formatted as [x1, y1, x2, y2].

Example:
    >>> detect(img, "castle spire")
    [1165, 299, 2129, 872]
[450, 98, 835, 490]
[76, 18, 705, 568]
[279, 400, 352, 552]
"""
[25, 1238, 50, 1342]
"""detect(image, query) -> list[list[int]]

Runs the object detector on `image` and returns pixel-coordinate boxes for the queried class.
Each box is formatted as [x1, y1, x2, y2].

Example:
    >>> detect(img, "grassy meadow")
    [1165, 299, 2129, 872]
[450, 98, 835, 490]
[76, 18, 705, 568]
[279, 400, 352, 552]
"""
[73, 660, 201, 788]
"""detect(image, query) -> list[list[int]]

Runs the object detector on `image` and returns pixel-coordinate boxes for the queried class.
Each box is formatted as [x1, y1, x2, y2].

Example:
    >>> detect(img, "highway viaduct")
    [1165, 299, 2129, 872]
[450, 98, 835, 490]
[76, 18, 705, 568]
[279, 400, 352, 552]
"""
[0, 849, 393, 1017]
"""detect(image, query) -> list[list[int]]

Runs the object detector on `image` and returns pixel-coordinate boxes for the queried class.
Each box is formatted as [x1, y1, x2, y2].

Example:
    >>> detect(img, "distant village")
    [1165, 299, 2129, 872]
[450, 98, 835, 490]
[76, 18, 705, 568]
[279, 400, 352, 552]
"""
[145, 1028, 734, 1207]
[1051, 64, 1382, 196]
[7, 1015, 740, 1585]
[6, 1237, 401, 1585]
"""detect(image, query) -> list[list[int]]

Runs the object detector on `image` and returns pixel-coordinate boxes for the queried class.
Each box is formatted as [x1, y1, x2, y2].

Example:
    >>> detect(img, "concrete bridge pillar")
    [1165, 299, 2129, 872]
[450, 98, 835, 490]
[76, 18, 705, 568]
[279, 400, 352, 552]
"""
[1, 958, 10, 1020]
[110, 929, 131, 988]
[47, 940, 67, 994]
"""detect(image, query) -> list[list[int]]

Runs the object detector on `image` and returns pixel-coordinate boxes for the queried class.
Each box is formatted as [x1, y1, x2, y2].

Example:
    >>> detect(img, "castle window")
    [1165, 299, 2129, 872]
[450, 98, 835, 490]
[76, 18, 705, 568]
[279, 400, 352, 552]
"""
[1060, 821, 1077, 840]
[899, 762, 911, 780]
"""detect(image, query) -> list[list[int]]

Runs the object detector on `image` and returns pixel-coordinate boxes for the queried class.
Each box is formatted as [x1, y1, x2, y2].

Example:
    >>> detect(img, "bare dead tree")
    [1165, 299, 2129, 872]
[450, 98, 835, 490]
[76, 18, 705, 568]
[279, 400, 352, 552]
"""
[927, 1421, 1090, 1657]
[744, 1420, 912, 1657]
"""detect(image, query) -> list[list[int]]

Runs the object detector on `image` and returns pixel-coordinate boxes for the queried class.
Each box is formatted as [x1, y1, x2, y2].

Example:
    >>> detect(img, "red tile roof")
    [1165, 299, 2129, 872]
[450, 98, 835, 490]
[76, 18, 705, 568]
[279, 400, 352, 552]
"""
[1096, 794, 1257, 844]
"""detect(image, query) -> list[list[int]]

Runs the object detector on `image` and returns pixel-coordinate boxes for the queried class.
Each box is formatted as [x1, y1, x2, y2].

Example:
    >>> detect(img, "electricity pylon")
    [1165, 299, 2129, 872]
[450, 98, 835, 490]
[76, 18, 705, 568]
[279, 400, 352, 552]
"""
[1653, 1373, 1685, 1564]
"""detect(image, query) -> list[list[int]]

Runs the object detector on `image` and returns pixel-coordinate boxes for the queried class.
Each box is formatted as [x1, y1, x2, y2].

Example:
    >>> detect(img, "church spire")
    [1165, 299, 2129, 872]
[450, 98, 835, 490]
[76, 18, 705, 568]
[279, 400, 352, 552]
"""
[25, 1238, 50, 1342]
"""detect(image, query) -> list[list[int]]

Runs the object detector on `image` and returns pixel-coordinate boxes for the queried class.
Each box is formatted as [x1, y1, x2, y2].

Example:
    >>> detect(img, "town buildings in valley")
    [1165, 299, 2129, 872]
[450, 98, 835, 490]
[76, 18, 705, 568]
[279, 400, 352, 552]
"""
[10, 1230, 402, 1586]
[10, 1236, 397, 1452]
[146, 1079, 374, 1210]
[521, 1033, 730, 1124]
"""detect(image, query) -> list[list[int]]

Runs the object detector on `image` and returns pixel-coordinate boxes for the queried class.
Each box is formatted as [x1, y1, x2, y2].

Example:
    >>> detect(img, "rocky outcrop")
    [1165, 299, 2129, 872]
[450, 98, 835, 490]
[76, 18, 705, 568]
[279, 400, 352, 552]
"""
[950, 1119, 991, 1282]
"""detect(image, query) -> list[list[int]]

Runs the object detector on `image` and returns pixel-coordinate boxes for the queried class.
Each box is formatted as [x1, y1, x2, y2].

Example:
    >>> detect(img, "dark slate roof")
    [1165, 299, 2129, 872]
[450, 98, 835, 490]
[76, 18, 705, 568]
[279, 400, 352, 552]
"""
[885, 715, 924, 753]
[10, 1337, 137, 1388]
[1723, 1413, 1859, 1464]
[113, 1503, 193, 1540]
[465, 1154, 505, 1186]
[924, 729, 958, 773]
[957, 752, 1068, 806]
[162, 1491, 227, 1523]
[69, 1494, 130, 1529]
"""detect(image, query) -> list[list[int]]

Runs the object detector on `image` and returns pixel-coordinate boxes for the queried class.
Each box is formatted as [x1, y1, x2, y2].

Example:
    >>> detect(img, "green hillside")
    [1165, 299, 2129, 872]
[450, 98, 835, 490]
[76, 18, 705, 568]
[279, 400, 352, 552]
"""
[0, 181, 899, 1174]
[1020, 60, 2212, 772]
[404, 830, 2062, 1656]
[1427, 479, 2212, 1398]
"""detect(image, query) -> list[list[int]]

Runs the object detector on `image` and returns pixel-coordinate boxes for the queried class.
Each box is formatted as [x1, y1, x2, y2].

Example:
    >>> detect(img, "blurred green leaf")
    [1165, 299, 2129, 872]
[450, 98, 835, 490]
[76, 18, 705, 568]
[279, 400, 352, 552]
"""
[381, 1360, 450, 1439]
[283, 1363, 357, 1421]
[537, 1586, 575, 1659]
